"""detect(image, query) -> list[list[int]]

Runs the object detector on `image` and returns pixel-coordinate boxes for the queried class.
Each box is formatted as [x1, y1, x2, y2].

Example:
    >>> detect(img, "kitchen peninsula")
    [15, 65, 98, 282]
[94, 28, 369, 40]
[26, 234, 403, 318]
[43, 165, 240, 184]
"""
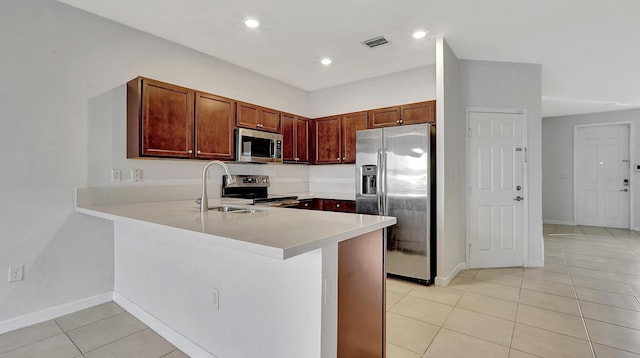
[76, 187, 395, 358]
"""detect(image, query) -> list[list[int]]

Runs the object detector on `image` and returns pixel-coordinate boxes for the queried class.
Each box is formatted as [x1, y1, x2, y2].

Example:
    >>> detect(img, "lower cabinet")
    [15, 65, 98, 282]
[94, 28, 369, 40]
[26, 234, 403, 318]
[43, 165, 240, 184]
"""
[297, 198, 355, 213]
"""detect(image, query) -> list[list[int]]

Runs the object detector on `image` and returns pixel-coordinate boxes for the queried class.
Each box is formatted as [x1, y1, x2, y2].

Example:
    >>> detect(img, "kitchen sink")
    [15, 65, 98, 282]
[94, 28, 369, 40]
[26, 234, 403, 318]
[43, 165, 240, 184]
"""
[208, 206, 261, 214]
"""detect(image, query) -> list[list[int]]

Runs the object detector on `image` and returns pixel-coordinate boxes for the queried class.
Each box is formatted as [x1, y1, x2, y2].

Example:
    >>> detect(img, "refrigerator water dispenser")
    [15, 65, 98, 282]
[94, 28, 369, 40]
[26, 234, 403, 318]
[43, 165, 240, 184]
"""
[361, 165, 377, 195]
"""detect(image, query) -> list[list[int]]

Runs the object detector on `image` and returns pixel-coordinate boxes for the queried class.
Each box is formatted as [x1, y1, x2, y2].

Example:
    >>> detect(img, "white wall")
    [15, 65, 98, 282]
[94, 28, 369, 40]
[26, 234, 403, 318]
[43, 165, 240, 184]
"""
[461, 59, 543, 266]
[435, 39, 467, 285]
[309, 65, 436, 118]
[542, 109, 640, 229]
[0, 0, 312, 326]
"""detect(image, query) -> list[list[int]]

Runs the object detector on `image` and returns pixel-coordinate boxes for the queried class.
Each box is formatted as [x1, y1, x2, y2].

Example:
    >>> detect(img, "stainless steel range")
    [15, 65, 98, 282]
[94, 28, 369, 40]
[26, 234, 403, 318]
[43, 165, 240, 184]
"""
[222, 175, 299, 207]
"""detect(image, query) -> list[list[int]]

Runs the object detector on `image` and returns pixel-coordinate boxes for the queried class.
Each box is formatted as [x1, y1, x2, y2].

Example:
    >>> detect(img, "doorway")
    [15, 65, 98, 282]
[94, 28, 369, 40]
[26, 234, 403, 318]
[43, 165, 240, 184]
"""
[467, 109, 527, 268]
[574, 123, 631, 229]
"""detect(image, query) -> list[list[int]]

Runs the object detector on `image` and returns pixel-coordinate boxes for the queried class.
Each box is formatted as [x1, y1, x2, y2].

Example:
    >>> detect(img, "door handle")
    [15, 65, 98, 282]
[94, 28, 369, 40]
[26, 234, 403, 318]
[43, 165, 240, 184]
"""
[514, 196, 524, 201]
[620, 189, 629, 192]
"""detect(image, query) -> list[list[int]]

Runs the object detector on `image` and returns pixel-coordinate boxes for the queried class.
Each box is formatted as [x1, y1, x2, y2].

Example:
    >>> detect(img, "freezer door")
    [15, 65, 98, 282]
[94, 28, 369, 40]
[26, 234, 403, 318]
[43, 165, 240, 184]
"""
[356, 128, 382, 215]
[384, 124, 432, 281]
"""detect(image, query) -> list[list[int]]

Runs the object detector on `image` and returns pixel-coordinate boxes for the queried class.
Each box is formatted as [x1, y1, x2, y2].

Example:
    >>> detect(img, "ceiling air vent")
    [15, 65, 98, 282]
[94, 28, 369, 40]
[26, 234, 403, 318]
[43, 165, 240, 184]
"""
[362, 36, 389, 48]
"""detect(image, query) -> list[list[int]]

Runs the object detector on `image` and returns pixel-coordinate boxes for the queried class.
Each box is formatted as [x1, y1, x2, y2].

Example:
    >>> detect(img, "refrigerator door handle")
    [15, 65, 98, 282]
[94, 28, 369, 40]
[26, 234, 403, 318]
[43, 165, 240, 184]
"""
[379, 148, 387, 216]
[377, 148, 384, 215]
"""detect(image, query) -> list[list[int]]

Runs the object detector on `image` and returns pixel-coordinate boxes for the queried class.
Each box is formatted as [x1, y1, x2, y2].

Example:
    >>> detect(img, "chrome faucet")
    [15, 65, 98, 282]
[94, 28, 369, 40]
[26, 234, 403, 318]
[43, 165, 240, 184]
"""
[199, 160, 235, 212]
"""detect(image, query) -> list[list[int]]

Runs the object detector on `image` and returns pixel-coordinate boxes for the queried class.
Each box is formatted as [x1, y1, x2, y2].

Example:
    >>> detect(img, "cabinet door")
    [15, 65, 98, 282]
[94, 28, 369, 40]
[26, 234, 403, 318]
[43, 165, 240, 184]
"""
[314, 116, 342, 164]
[281, 113, 296, 161]
[195, 92, 235, 160]
[341, 111, 368, 163]
[368, 106, 400, 128]
[322, 199, 356, 213]
[401, 100, 436, 125]
[139, 78, 194, 158]
[260, 107, 281, 133]
[296, 117, 310, 162]
[236, 102, 259, 129]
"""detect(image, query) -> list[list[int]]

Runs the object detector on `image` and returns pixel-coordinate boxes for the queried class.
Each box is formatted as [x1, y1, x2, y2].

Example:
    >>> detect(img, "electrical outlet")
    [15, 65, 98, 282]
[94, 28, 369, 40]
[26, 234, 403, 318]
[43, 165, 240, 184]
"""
[8, 265, 24, 283]
[212, 287, 220, 310]
[111, 169, 121, 182]
[131, 169, 142, 182]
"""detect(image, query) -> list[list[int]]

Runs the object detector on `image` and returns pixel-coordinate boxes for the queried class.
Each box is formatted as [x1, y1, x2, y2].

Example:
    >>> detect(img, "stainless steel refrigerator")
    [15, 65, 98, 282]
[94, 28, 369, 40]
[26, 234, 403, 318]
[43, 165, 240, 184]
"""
[355, 123, 435, 284]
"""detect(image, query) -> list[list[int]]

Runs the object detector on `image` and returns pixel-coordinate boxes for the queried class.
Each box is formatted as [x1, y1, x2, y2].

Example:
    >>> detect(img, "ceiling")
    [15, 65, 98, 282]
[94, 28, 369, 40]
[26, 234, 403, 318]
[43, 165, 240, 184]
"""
[58, 0, 640, 117]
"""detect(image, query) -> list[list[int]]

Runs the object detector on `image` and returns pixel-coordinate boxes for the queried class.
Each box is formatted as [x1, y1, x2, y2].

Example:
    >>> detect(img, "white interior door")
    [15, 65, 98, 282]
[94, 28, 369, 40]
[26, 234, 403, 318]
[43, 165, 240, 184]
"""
[468, 111, 526, 268]
[575, 124, 630, 229]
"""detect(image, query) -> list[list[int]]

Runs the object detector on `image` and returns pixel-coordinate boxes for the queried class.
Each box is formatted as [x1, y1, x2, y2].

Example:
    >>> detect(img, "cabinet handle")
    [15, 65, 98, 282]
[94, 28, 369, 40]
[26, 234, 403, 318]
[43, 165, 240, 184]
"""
[295, 158, 300, 161]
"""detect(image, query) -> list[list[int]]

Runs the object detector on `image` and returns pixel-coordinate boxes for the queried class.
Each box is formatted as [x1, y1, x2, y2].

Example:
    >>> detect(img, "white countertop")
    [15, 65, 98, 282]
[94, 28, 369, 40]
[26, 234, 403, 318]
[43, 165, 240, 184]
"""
[76, 196, 394, 260]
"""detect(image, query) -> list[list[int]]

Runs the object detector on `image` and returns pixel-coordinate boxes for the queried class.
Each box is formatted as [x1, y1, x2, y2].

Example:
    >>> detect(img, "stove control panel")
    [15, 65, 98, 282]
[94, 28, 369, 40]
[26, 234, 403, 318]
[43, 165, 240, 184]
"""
[224, 175, 270, 188]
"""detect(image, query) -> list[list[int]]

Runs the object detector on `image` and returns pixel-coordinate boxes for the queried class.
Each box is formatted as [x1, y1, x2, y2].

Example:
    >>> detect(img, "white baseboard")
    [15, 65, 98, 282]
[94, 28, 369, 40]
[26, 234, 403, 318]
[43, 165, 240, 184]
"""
[434, 262, 467, 287]
[633, 227, 640, 232]
[0, 292, 113, 335]
[543, 220, 575, 226]
[113, 292, 216, 358]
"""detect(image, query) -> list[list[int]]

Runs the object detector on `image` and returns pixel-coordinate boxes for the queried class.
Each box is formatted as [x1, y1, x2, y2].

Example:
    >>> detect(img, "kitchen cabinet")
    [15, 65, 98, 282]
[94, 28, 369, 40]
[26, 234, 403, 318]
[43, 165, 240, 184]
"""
[312, 111, 367, 164]
[322, 199, 356, 213]
[368, 100, 435, 128]
[297, 198, 355, 213]
[341, 111, 368, 163]
[297, 198, 321, 210]
[282, 113, 309, 163]
[236, 101, 281, 133]
[127, 77, 235, 160]
[194, 92, 235, 160]
[127, 77, 194, 158]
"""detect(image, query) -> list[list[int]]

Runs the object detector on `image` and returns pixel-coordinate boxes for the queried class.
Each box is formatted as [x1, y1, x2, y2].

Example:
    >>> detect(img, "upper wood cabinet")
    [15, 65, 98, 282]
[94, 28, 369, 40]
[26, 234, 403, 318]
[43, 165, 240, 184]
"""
[368, 100, 435, 128]
[127, 77, 234, 160]
[312, 111, 367, 164]
[341, 111, 368, 163]
[236, 102, 280, 133]
[194, 92, 235, 160]
[127, 77, 194, 158]
[282, 113, 309, 163]
[313, 116, 342, 164]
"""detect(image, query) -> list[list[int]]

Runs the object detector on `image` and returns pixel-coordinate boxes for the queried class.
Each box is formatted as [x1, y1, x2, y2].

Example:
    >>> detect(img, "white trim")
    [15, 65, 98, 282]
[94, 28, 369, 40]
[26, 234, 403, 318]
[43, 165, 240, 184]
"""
[543, 220, 576, 226]
[573, 122, 634, 229]
[435, 262, 466, 287]
[113, 292, 217, 358]
[466, 107, 528, 269]
[0, 292, 113, 335]
[633, 227, 640, 232]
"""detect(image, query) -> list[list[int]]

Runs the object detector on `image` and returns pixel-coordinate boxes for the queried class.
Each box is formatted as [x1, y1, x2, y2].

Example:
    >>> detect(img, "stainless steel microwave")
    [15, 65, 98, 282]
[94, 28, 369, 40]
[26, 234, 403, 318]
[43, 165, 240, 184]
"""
[235, 128, 283, 164]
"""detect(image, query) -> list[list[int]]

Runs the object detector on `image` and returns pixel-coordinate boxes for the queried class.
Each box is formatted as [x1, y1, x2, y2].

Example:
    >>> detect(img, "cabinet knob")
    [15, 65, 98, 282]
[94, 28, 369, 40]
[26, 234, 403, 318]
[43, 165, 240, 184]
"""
[304, 203, 309, 207]
[336, 204, 340, 208]
[337, 157, 340, 161]
[188, 150, 193, 154]
[399, 119, 404, 125]
[295, 157, 299, 161]
[342, 157, 346, 160]
[396, 120, 400, 124]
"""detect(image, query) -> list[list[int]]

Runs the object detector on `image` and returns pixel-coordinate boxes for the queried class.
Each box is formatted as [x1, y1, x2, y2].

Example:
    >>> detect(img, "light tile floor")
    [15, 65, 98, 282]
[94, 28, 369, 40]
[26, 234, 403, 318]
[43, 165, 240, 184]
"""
[0, 302, 188, 358]
[387, 224, 640, 357]
[3, 224, 639, 357]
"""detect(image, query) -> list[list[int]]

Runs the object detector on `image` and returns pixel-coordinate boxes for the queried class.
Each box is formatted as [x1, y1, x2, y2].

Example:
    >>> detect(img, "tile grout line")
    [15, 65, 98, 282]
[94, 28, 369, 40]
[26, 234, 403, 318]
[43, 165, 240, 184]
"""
[53, 319, 85, 358]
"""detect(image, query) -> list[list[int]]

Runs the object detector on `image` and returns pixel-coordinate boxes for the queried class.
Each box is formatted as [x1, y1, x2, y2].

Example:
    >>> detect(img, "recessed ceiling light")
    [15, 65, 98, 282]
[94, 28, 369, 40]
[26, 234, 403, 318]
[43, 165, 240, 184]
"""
[412, 30, 428, 39]
[320, 58, 332, 66]
[243, 17, 260, 28]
